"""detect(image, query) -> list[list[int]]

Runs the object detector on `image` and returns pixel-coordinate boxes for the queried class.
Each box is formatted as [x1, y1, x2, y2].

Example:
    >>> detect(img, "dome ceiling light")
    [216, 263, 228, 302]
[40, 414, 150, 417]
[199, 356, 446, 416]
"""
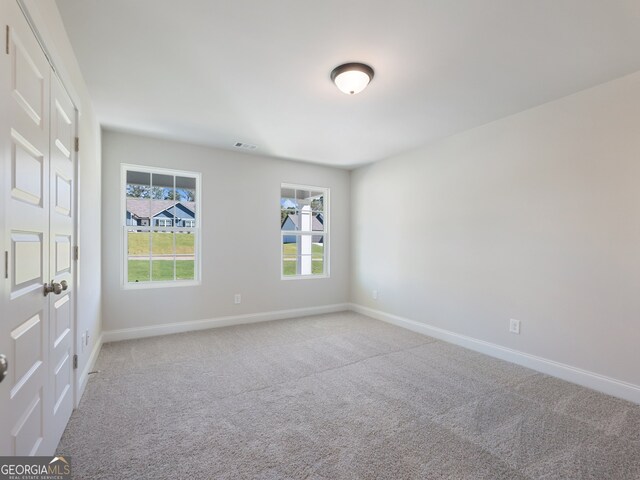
[330, 63, 374, 95]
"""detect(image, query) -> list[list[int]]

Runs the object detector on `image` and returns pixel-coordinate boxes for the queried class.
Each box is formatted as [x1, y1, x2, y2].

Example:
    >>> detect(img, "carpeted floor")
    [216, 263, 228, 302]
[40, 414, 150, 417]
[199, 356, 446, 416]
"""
[58, 312, 640, 479]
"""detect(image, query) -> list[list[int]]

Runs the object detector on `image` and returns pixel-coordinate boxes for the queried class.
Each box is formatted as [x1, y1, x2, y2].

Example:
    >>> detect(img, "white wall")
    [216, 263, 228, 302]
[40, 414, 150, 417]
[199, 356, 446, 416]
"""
[101, 130, 350, 333]
[22, 0, 102, 398]
[351, 71, 640, 389]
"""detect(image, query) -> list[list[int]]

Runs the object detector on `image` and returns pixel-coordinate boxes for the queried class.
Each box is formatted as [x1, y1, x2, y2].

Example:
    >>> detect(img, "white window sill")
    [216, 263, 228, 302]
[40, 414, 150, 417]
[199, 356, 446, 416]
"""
[123, 280, 201, 290]
[281, 274, 330, 281]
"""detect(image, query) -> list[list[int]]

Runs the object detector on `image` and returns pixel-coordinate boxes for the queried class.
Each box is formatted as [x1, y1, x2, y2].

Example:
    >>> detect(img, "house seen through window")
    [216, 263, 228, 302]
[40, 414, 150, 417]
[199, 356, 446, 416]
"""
[281, 184, 328, 278]
[123, 165, 200, 286]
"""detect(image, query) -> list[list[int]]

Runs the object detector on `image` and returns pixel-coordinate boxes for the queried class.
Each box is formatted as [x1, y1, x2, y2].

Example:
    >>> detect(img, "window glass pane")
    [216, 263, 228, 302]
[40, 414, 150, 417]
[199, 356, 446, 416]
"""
[281, 187, 298, 212]
[176, 176, 196, 192]
[311, 239, 324, 258]
[150, 230, 175, 281]
[310, 192, 324, 212]
[283, 257, 297, 276]
[151, 173, 174, 190]
[176, 231, 195, 280]
[151, 259, 175, 282]
[312, 213, 325, 232]
[126, 171, 151, 225]
[127, 229, 150, 282]
[173, 204, 196, 229]
[282, 236, 297, 257]
[296, 189, 312, 208]
[126, 171, 151, 194]
[176, 176, 197, 226]
[281, 186, 296, 199]
[129, 259, 151, 282]
[281, 211, 299, 231]
[128, 229, 151, 256]
[312, 258, 324, 275]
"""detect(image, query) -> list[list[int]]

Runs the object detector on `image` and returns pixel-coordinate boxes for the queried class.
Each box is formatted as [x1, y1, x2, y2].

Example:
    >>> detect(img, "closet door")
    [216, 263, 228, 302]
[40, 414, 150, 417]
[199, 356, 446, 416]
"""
[0, 1, 77, 456]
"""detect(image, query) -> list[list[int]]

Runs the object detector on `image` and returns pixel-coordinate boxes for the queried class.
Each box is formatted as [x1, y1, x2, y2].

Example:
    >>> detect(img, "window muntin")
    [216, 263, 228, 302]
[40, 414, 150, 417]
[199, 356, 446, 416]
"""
[123, 165, 200, 287]
[281, 184, 328, 278]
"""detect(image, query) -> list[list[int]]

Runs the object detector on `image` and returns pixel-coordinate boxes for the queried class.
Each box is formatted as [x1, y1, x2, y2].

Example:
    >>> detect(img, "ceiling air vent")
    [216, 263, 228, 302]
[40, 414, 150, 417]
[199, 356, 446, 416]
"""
[234, 142, 257, 150]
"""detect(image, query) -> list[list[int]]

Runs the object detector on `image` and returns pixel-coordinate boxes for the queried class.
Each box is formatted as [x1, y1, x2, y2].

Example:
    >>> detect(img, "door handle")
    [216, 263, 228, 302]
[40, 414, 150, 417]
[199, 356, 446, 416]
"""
[44, 281, 63, 296]
[0, 354, 7, 384]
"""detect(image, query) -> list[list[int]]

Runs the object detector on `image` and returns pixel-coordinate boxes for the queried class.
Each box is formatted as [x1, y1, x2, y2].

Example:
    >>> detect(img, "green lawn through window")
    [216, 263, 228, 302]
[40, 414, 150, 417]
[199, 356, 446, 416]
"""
[128, 260, 194, 282]
[128, 231, 194, 255]
[127, 232, 195, 282]
[281, 241, 325, 276]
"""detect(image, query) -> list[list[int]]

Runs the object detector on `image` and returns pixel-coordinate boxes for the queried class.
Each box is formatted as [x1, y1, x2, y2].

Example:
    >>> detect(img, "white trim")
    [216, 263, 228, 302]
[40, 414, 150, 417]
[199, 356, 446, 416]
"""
[75, 333, 103, 407]
[102, 303, 350, 343]
[281, 182, 329, 192]
[281, 274, 329, 281]
[349, 304, 640, 404]
[122, 279, 201, 290]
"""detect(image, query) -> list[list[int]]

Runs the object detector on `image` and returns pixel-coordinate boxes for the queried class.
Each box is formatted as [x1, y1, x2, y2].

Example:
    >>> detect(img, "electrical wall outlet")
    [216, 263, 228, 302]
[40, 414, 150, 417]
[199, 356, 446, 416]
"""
[372, 289, 378, 300]
[509, 319, 521, 335]
[234, 294, 241, 304]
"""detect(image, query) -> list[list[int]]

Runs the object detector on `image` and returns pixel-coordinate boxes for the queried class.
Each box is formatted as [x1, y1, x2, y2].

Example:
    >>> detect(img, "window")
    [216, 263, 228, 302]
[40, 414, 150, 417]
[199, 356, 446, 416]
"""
[154, 218, 173, 227]
[122, 165, 200, 287]
[281, 184, 328, 278]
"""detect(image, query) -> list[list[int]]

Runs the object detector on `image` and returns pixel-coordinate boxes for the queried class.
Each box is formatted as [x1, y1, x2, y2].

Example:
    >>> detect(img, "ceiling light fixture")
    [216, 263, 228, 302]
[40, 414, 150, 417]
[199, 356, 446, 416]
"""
[330, 63, 374, 95]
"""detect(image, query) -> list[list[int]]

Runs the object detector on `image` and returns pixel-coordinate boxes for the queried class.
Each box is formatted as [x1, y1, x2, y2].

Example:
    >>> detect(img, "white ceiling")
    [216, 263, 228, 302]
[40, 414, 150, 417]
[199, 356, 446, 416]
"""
[56, 0, 640, 168]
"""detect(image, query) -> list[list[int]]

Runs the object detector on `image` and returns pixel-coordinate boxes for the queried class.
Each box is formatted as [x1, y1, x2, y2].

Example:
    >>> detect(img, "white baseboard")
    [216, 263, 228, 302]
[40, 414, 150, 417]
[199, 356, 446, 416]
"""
[349, 303, 640, 405]
[76, 333, 103, 407]
[102, 303, 350, 343]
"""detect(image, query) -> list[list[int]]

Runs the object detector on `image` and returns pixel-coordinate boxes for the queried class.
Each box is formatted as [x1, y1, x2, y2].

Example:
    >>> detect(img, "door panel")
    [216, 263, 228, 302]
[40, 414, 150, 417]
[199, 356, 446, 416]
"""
[9, 313, 43, 397]
[11, 31, 46, 128]
[52, 295, 70, 346]
[11, 132, 44, 206]
[48, 73, 75, 448]
[1, 3, 52, 457]
[11, 231, 43, 291]
[13, 392, 44, 456]
[54, 235, 71, 274]
[54, 175, 72, 216]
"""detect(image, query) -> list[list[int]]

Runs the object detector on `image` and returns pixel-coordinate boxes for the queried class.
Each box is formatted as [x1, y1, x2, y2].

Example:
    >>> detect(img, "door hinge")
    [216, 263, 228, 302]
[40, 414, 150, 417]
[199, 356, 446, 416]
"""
[74, 137, 79, 152]
[73, 246, 79, 261]
[73, 354, 78, 370]
[5, 26, 9, 55]
[4, 251, 8, 279]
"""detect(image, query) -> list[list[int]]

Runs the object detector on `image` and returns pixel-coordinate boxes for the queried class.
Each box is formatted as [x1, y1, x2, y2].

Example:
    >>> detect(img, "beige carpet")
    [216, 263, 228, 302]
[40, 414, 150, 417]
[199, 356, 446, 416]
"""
[58, 312, 640, 479]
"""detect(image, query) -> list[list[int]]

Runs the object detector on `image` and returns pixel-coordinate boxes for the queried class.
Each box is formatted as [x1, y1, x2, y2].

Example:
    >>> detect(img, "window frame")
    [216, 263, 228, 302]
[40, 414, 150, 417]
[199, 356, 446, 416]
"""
[280, 183, 330, 280]
[121, 164, 202, 290]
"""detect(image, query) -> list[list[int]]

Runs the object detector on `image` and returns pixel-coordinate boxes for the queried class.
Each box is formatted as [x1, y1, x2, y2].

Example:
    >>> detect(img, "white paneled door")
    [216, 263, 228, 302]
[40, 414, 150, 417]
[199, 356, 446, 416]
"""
[0, 2, 77, 456]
